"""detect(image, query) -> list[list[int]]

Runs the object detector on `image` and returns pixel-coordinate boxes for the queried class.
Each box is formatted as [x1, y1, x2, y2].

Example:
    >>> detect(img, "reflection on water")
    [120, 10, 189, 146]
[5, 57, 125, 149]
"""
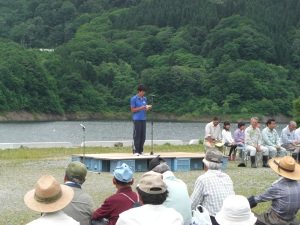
[0, 120, 288, 145]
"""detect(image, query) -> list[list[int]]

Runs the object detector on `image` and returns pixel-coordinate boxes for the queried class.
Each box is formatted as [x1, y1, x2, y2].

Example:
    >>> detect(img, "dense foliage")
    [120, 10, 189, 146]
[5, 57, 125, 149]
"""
[0, 0, 300, 118]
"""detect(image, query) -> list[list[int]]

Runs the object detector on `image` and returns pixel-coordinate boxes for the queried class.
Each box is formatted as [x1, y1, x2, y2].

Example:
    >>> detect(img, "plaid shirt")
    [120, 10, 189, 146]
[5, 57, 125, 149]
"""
[190, 170, 235, 216]
[255, 177, 300, 221]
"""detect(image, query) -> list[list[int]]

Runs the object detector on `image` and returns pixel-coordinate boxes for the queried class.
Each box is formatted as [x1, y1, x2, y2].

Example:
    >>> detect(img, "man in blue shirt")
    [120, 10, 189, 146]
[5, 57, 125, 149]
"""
[130, 84, 152, 155]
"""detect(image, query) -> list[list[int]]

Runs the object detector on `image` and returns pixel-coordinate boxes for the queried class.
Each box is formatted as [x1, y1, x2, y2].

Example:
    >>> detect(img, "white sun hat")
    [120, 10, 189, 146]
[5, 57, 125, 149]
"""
[215, 195, 257, 225]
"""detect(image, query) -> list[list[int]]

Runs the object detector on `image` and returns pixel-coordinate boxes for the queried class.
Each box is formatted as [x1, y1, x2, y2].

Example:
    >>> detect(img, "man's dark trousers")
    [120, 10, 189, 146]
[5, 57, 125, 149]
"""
[133, 120, 146, 154]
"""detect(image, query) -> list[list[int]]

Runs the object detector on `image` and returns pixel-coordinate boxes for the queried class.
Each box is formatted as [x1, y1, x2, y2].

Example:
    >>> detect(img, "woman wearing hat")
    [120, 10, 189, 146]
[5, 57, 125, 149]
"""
[24, 175, 79, 225]
[248, 156, 300, 225]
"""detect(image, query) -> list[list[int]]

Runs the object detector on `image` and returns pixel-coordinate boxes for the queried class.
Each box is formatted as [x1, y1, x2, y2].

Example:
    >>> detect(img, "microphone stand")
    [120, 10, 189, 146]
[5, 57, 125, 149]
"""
[80, 124, 86, 164]
[150, 94, 155, 155]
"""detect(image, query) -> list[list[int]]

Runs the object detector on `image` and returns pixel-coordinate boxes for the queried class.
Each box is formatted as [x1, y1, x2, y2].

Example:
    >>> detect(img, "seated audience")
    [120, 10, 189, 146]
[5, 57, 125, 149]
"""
[148, 155, 191, 225]
[280, 121, 300, 162]
[204, 116, 224, 152]
[295, 126, 300, 143]
[24, 175, 79, 225]
[215, 195, 257, 225]
[92, 163, 138, 225]
[261, 119, 286, 158]
[245, 117, 269, 168]
[190, 150, 235, 225]
[233, 121, 245, 159]
[248, 156, 300, 225]
[222, 121, 237, 161]
[116, 171, 184, 225]
[63, 161, 94, 225]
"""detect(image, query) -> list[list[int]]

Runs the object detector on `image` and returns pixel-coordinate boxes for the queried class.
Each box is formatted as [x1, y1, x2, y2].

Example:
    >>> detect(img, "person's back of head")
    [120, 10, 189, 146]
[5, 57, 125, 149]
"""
[65, 161, 88, 185]
[152, 162, 170, 174]
[113, 163, 134, 186]
[148, 155, 169, 173]
[203, 150, 223, 170]
[136, 171, 168, 205]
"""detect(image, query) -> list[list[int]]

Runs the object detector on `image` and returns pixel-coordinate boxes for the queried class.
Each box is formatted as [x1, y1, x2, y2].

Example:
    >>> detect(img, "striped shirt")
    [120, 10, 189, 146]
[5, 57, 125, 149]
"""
[190, 170, 235, 216]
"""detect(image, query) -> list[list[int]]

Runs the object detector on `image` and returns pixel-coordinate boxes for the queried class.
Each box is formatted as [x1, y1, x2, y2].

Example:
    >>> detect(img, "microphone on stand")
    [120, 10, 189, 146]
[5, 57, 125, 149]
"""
[80, 124, 86, 163]
[150, 94, 155, 155]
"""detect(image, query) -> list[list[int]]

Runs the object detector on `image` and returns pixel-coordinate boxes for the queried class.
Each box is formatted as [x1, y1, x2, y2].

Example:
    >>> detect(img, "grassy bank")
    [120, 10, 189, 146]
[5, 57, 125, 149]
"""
[0, 145, 297, 224]
[0, 110, 292, 123]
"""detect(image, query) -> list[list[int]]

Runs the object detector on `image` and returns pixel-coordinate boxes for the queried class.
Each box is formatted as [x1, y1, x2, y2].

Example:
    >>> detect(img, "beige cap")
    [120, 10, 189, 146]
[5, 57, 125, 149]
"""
[138, 171, 167, 194]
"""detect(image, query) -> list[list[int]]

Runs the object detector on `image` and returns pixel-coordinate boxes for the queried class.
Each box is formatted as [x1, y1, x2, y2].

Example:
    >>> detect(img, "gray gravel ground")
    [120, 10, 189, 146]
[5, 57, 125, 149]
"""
[0, 156, 296, 225]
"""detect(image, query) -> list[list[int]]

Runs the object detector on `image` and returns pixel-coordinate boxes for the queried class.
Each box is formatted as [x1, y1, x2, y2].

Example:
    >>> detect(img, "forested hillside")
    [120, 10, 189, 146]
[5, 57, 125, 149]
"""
[0, 0, 300, 119]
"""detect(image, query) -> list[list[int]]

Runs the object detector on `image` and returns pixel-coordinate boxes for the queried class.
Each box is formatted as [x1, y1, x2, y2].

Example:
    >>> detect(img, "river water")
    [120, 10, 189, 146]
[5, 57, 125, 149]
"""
[0, 120, 288, 146]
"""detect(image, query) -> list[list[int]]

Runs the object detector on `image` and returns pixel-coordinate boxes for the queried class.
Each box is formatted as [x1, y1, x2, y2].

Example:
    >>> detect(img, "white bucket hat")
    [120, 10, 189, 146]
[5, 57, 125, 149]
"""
[215, 195, 257, 225]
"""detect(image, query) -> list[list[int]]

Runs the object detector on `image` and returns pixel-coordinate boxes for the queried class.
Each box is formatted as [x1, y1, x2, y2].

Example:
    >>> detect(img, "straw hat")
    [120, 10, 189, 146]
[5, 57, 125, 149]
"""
[269, 156, 300, 180]
[215, 195, 257, 225]
[24, 175, 74, 213]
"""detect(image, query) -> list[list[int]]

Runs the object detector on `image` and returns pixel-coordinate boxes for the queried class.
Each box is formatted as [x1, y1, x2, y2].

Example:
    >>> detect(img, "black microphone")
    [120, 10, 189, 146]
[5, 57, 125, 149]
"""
[80, 124, 86, 129]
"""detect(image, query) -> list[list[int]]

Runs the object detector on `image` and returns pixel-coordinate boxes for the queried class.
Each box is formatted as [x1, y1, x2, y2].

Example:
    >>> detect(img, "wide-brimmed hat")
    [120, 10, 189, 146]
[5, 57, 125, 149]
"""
[113, 163, 133, 183]
[24, 175, 74, 213]
[215, 195, 257, 225]
[269, 156, 300, 180]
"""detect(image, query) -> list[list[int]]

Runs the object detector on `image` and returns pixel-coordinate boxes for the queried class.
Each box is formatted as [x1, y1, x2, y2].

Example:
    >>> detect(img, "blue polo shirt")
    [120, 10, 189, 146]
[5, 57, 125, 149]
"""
[130, 94, 147, 120]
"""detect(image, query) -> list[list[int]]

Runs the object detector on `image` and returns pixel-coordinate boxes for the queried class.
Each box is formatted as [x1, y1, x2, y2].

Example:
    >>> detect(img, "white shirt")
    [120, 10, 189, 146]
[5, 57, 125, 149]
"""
[205, 122, 222, 141]
[221, 129, 234, 144]
[26, 210, 80, 225]
[295, 128, 300, 143]
[116, 204, 184, 225]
